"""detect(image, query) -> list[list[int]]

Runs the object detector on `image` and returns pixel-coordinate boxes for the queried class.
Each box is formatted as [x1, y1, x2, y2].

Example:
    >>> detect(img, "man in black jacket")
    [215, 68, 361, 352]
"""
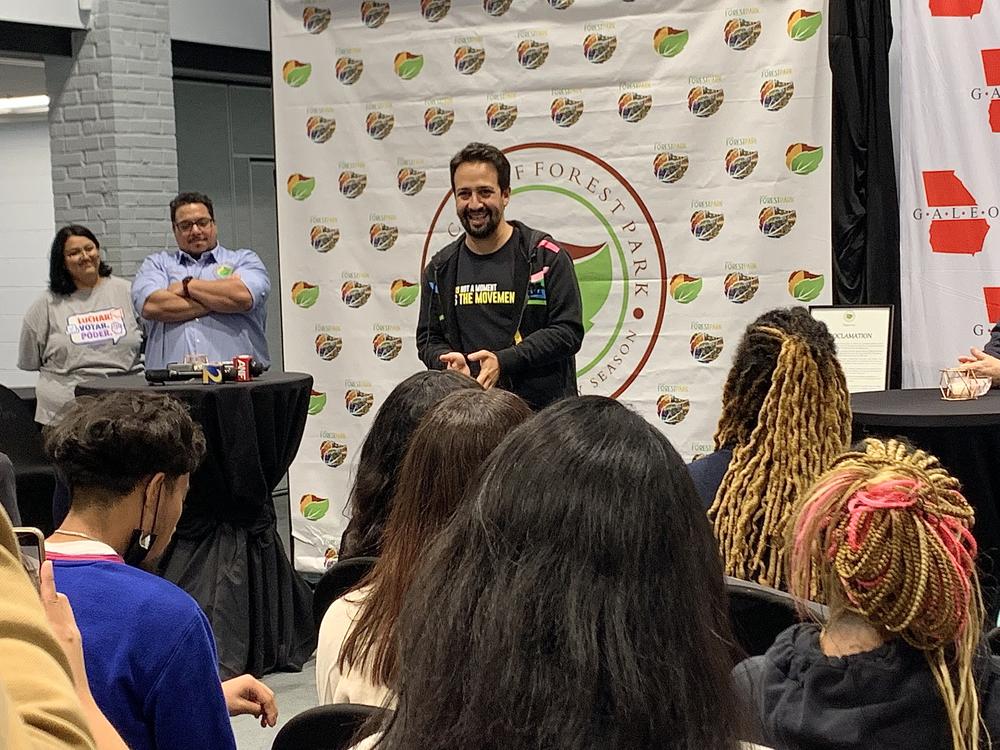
[417, 143, 584, 409]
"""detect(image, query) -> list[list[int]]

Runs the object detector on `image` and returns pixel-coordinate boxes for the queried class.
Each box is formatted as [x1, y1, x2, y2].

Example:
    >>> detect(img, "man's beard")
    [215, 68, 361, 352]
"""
[460, 205, 501, 239]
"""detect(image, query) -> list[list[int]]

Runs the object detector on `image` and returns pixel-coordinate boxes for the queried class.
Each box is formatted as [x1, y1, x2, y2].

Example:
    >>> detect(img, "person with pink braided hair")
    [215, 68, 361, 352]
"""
[733, 438, 1000, 750]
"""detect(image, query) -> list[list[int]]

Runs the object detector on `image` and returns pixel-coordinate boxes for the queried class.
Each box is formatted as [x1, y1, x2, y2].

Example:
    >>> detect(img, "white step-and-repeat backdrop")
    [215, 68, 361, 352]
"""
[272, 0, 832, 573]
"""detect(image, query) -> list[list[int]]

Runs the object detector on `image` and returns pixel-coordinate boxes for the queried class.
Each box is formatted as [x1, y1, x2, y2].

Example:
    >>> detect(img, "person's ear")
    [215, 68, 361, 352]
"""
[141, 472, 168, 531]
[502, 189, 510, 207]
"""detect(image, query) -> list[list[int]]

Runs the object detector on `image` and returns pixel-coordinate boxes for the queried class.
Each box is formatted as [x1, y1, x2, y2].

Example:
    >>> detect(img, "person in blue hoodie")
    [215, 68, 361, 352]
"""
[42, 391, 278, 750]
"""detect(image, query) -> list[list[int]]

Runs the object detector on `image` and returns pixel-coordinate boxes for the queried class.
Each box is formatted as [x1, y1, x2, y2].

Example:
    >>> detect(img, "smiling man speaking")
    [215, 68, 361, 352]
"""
[417, 143, 584, 409]
[131, 192, 271, 370]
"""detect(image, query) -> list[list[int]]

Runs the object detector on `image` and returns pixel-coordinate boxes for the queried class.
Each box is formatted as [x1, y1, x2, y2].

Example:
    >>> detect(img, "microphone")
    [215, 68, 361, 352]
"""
[145, 360, 264, 383]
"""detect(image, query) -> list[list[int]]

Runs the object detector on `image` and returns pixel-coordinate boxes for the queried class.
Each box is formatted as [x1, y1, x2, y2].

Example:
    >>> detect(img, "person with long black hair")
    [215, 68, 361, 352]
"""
[359, 396, 754, 749]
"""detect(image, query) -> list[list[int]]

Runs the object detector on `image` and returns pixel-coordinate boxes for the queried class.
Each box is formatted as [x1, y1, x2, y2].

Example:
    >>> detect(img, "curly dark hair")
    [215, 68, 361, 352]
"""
[376, 396, 745, 749]
[170, 191, 215, 224]
[449, 142, 511, 193]
[49, 225, 113, 295]
[44, 392, 206, 503]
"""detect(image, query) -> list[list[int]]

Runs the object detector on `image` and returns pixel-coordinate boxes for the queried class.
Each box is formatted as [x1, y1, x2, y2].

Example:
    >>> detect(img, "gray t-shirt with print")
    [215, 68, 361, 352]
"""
[18, 276, 143, 424]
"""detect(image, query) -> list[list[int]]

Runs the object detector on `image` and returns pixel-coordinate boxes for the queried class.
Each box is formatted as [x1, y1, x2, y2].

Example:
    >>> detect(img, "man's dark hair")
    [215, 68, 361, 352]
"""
[170, 191, 215, 224]
[376, 396, 747, 749]
[449, 142, 511, 193]
[49, 225, 113, 296]
[44, 392, 207, 501]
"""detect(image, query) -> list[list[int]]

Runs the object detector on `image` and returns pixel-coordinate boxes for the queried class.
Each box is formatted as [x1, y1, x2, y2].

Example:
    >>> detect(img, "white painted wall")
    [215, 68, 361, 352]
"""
[169, 0, 269, 51]
[0, 0, 86, 29]
[0, 117, 54, 388]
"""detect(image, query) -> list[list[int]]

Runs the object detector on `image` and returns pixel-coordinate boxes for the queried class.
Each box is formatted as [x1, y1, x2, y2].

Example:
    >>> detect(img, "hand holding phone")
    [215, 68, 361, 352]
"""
[13, 527, 45, 590]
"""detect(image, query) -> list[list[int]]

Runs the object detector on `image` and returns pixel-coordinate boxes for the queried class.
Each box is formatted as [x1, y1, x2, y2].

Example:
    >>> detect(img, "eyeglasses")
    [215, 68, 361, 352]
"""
[174, 217, 214, 233]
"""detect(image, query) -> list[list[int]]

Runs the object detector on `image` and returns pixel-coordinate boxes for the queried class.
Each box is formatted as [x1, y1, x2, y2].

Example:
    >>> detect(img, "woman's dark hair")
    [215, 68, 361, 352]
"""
[339, 370, 480, 558]
[375, 396, 744, 750]
[49, 225, 112, 295]
[338, 388, 531, 687]
[44, 392, 206, 504]
[449, 142, 511, 192]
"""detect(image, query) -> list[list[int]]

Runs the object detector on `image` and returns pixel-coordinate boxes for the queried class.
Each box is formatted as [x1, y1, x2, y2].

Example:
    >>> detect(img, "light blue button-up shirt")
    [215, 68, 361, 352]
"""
[131, 245, 270, 370]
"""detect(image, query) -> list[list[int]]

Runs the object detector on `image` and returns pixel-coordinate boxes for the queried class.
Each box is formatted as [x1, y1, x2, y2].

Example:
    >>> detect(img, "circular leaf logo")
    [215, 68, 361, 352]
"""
[420, 0, 449, 22]
[339, 170, 367, 198]
[483, 0, 512, 15]
[653, 151, 689, 184]
[398, 168, 427, 196]
[390, 279, 419, 307]
[360, 0, 389, 27]
[786, 143, 823, 175]
[724, 18, 761, 50]
[688, 86, 724, 117]
[486, 102, 517, 132]
[669, 274, 702, 304]
[548, 0, 573, 9]
[424, 107, 454, 136]
[394, 52, 424, 80]
[314, 333, 342, 360]
[308, 389, 327, 415]
[341, 281, 372, 308]
[690, 211, 724, 241]
[724, 272, 760, 304]
[303, 7, 331, 33]
[760, 79, 794, 111]
[657, 394, 690, 424]
[725, 148, 758, 180]
[618, 93, 652, 123]
[345, 389, 374, 417]
[373, 333, 403, 360]
[320, 440, 347, 467]
[583, 34, 617, 64]
[287, 173, 315, 201]
[215, 264, 233, 278]
[282, 60, 311, 87]
[758, 207, 796, 238]
[690, 333, 724, 363]
[788, 270, 824, 302]
[306, 115, 336, 143]
[335, 57, 364, 85]
[551, 98, 584, 127]
[517, 40, 549, 69]
[455, 46, 486, 75]
[788, 9, 822, 41]
[653, 27, 688, 58]
[299, 493, 329, 520]
[365, 111, 394, 140]
[291, 281, 320, 308]
[311, 225, 339, 252]
[369, 223, 398, 251]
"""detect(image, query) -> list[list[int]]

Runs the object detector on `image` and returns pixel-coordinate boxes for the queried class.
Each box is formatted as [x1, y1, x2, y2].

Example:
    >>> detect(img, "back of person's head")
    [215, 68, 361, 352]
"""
[44, 392, 205, 505]
[338, 388, 531, 686]
[345, 370, 480, 557]
[377, 396, 743, 750]
[709, 306, 852, 588]
[790, 438, 982, 750]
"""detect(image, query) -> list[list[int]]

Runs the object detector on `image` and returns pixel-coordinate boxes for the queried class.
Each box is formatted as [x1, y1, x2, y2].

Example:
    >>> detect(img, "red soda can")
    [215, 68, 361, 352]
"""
[233, 355, 254, 382]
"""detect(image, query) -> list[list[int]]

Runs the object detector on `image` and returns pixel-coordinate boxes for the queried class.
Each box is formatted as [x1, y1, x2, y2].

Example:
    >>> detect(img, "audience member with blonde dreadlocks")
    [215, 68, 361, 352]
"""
[691, 306, 851, 588]
[733, 438, 1000, 750]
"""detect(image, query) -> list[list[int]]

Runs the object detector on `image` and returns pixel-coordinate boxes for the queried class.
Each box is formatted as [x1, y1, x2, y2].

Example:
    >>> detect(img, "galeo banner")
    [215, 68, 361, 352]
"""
[272, 0, 832, 573]
[899, 1, 1000, 386]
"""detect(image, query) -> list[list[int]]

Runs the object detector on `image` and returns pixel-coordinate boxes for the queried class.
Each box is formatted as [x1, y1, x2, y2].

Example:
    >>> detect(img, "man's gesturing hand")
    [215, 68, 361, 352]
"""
[468, 350, 500, 389]
[439, 352, 471, 377]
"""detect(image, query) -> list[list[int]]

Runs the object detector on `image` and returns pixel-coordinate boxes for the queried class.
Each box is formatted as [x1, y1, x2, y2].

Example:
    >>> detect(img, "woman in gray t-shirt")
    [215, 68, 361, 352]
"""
[18, 225, 143, 425]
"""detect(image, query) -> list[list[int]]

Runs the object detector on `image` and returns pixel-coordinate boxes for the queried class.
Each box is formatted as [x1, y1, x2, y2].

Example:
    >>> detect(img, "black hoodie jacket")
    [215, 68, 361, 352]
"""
[416, 220, 584, 409]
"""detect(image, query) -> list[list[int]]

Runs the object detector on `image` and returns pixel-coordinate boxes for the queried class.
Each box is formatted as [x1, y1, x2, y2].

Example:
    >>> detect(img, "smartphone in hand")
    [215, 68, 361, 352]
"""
[13, 527, 45, 590]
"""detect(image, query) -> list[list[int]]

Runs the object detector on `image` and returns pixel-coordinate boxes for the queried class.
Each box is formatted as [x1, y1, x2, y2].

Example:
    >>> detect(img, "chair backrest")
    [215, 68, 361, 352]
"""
[313, 556, 379, 631]
[0, 384, 48, 469]
[725, 575, 827, 658]
[271, 703, 389, 750]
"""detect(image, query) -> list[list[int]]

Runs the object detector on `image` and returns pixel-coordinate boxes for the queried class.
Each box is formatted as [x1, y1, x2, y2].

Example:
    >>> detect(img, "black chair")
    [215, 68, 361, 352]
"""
[313, 556, 378, 632]
[0, 384, 56, 533]
[726, 575, 827, 658]
[271, 703, 389, 750]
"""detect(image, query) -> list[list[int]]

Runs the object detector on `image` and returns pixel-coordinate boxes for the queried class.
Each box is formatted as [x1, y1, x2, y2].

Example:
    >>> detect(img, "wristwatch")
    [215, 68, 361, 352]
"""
[181, 276, 193, 298]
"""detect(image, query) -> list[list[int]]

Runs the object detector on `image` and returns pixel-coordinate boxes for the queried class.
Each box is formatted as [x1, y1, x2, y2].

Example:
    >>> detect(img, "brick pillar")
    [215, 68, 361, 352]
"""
[45, 0, 178, 278]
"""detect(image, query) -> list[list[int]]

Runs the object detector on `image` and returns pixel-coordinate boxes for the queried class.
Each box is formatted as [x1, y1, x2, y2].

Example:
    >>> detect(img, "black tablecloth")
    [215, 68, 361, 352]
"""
[77, 371, 316, 678]
[852, 388, 1000, 620]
